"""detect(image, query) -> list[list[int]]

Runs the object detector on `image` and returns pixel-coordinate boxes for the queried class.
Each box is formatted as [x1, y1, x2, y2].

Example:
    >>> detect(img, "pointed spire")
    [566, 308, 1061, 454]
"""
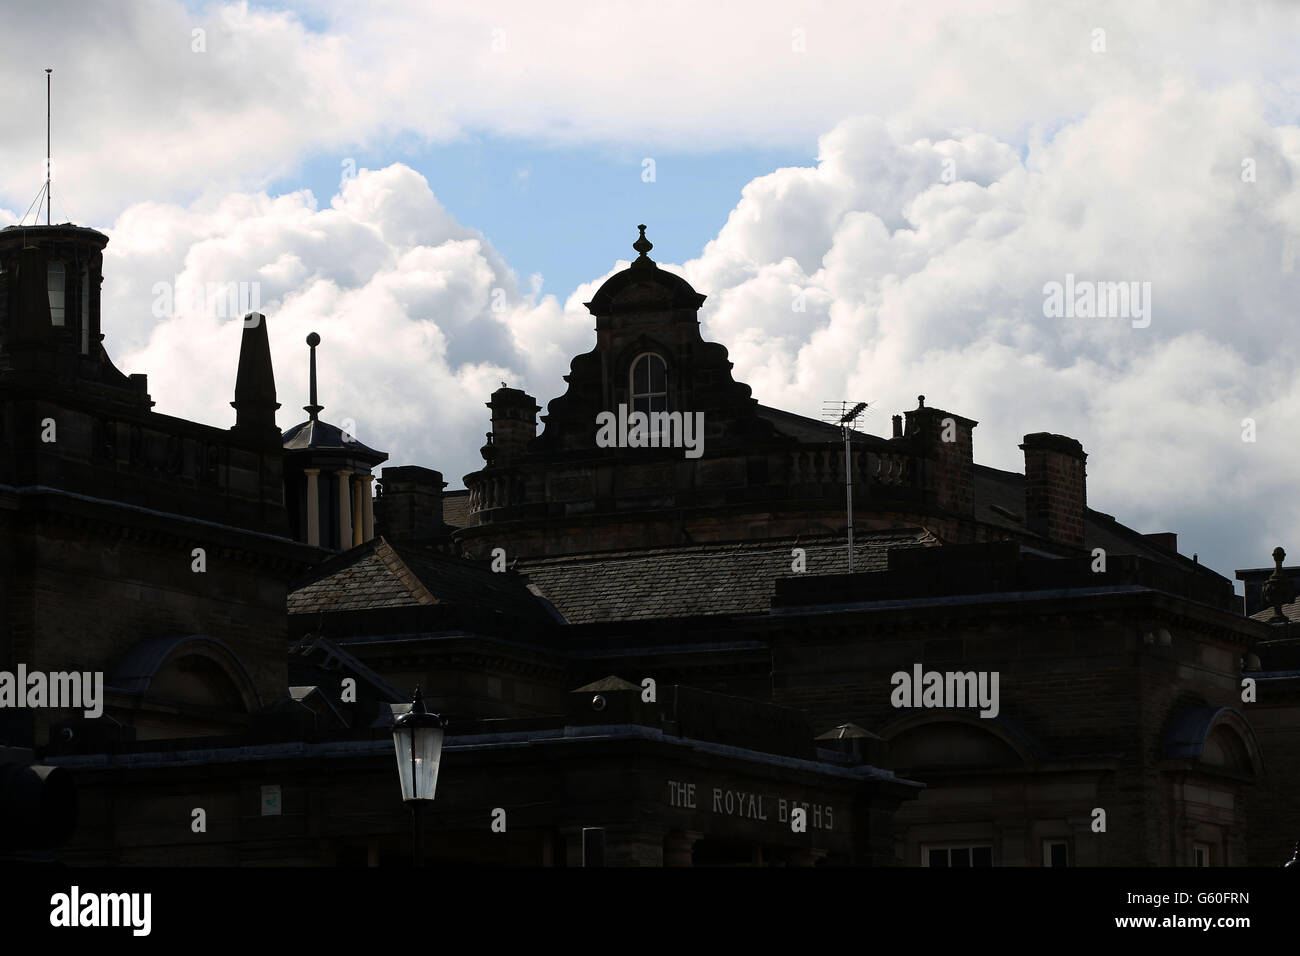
[231, 312, 280, 444]
[631, 223, 656, 269]
[304, 331, 324, 421]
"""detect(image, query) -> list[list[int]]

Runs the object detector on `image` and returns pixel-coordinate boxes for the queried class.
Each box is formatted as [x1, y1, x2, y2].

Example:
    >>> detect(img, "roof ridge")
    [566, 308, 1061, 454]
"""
[373, 537, 439, 606]
[973, 462, 1025, 479]
[518, 529, 933, 567]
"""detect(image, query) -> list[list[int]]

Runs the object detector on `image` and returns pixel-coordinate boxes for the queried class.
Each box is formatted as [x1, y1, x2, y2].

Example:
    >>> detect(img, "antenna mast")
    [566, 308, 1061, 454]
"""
[45, 68, 52, 225]
[822, 400, 870, 572]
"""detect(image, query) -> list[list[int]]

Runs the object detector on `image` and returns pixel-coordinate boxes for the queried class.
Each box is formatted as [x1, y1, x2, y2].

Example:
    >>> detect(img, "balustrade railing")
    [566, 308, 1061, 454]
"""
[466, 444, 918, 517]
[786, 446, 912, 489]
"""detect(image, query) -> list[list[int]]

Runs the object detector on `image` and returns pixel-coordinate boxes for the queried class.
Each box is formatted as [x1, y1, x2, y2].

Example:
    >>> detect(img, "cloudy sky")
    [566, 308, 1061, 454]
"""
[2, 1, 1298, 587]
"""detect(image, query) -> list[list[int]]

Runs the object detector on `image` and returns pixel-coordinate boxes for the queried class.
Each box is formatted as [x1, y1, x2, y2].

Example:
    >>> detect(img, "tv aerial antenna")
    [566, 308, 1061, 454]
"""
[821, 400, 871, 572]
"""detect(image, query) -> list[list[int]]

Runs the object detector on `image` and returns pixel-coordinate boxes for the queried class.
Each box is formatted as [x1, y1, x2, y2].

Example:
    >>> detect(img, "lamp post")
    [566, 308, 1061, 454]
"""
[391, 686, 447, 867]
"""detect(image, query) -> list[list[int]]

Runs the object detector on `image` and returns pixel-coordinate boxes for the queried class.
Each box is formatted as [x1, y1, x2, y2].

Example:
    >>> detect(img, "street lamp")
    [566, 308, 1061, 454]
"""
[391, 686, 447, 867]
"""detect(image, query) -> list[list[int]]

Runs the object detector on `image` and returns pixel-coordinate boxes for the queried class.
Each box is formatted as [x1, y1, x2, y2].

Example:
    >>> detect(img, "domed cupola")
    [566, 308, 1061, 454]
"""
[281, 332, 387, 550]
[584, 225, 707, 318]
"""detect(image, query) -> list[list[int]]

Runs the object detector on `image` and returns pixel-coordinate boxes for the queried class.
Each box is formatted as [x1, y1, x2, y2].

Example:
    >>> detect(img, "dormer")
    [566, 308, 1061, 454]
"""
[532, 225, 777, 457]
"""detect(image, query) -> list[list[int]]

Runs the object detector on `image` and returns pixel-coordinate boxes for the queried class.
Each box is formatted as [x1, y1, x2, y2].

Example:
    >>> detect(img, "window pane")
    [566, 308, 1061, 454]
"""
[1049, 843, 1068, 867]
[632, 354, 668, 400]
[649, 355, 666, 391]
[927, 849, 947, 868]
[633, 395, 650, 415]
[950, 847, 971, 867]
[81, 268, 90, 353]
[47, 261, 65, 327]
[972, 846, 993, 867]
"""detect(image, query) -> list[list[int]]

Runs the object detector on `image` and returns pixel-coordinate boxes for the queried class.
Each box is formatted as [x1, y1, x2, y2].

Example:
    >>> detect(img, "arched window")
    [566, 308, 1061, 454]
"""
[47, 260, 65, 327]
[630, 352, 667, 414]
[1201, 725, 1252, 773]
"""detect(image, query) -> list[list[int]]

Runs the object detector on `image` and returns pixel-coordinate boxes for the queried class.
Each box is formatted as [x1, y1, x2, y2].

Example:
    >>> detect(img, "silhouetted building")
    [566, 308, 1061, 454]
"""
[290, 228, 1278, 865]
[3, 222, 1288, 866]
[1, 224, 308, 749]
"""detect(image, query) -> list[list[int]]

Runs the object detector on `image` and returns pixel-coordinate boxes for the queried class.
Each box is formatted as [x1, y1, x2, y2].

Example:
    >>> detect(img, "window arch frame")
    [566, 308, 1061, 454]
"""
[628, 351, 668, 415]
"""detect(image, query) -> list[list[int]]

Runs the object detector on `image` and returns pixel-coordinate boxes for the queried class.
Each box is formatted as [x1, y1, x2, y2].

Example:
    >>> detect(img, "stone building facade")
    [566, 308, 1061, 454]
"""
[371, 226, 1275, 865]
[2, 221, 1288, 866]
[0, 224, 312, 748]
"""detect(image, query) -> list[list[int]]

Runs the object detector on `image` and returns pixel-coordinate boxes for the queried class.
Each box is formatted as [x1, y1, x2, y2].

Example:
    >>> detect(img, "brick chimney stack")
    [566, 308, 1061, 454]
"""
[374, 466, 447, 540]
[1143, 532, 1177, 553]
[1019, 433, 1087, 548]
[903, 395, 977, 516]
[484, 386, 540, 466]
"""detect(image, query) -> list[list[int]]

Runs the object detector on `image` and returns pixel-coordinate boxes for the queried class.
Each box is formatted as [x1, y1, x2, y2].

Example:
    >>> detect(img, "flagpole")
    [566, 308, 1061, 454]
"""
[46, 68, 52, 225]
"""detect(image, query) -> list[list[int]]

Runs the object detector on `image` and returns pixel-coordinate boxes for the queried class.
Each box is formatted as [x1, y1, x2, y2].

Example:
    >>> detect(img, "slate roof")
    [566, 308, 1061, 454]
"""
[282, 418, 387, 461]
[517, 530, 937, 624]
[441, 489, 472, 529]
[575, 676, 641, 692]
[288, 537, 549, 621]
[1249, 603, 1300, 623]
[755, 404, 887, 446]
[289, 548, 418, 612]
[816, 723, 882, 741]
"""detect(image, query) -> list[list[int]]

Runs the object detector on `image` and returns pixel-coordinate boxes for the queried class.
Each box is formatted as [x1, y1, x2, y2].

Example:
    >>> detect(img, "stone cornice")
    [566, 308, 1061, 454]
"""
[0, 483, 317, 570]
[762, 588, 1266, 646]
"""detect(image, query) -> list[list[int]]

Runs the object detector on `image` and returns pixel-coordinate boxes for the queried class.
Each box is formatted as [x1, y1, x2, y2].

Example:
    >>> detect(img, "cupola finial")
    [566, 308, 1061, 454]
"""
[1263, 545, 1296, 624]
[304, 332, 324, 421]
[631, 224, 655, 268]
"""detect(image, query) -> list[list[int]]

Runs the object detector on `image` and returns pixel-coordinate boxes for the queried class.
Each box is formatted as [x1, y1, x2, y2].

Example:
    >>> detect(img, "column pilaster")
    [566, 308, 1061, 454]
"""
[361, 474, 375, 542]
[350, 474, 364, 547]
[335, 469, 353, 549]
[303, 468, 320, 546]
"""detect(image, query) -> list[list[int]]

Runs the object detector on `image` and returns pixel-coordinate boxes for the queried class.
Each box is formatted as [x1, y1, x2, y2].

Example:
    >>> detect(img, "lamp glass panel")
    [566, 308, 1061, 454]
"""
[412, 726, 444, 800]
[392, 725, 415, 801]
[392, 724, 444, 801]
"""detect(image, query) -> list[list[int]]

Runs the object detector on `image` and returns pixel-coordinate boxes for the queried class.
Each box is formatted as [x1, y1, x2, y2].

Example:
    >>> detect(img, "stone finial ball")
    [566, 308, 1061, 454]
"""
[306, 332, 320, 347]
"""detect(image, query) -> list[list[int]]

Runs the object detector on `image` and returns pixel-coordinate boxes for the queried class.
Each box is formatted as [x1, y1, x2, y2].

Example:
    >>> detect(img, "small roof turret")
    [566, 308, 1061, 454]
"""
[281, 332, 386, 466]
